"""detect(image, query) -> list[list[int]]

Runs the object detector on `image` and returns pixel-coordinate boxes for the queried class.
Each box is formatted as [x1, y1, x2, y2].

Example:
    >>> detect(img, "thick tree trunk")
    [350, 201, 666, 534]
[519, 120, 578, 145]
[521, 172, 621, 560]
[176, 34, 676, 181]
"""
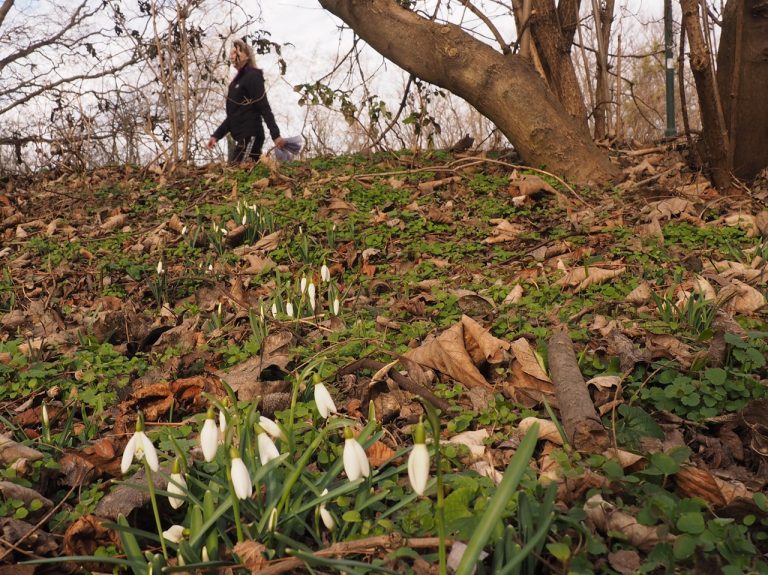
[717, 0, 768, 182]
[680, 0, 733, 190]
[318, 0, 620, 186]
[528, 0, 589, 126]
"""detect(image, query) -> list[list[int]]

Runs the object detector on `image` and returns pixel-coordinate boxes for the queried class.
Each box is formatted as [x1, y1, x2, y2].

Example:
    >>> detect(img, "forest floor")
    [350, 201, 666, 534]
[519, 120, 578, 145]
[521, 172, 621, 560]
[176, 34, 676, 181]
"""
[1, 146, 767, 574]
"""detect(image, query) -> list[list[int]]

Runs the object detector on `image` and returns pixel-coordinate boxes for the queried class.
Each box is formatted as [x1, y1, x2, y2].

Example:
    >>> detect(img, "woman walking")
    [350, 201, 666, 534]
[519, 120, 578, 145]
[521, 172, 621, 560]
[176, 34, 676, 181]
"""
[208, 39, 285, 162]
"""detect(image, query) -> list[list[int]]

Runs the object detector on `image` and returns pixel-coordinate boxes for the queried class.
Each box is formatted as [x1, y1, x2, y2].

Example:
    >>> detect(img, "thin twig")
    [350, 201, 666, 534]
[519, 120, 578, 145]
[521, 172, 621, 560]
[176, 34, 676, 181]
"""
[256, 535, 452, 575]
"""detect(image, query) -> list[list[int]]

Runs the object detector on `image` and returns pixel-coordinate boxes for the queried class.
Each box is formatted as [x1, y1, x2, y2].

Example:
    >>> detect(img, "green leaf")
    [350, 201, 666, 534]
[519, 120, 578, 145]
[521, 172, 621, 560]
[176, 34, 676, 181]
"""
[673, 534, 697, 559]
[454, 423, 539, 575]
[650, 452, 681, 475]
[704, 368, 727, 386]
[546, 542, 571, 562]
[676, 512, 705, 535]
[342, 510, 361, 523]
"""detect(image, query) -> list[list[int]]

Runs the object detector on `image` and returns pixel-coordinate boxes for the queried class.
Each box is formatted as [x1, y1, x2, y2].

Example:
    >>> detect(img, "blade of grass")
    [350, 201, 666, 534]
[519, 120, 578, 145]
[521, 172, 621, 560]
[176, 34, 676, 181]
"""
[454, 423, 539, 575]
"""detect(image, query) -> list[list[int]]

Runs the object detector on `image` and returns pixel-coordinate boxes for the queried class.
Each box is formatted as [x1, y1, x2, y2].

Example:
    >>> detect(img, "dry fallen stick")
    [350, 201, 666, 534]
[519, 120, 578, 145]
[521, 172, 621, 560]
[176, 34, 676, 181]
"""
[338, 358, 451, 412]
[547, 327, 609, 453]
[256, 534, 451, 575]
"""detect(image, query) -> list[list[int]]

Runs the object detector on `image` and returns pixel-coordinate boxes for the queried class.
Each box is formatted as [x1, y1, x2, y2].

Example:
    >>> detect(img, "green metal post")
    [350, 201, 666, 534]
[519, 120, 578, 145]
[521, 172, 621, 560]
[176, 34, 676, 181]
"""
[665, 0, 677, 138]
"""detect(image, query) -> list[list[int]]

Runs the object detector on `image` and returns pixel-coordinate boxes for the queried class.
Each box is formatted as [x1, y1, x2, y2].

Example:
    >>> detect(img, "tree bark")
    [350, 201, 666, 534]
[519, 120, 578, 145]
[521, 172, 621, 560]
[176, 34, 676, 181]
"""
[318, 0, 620, 186]
[527, 0, 589, 125]
[717, 0, 768, 182]
[680, 0, 733, 190]
[547, 327, 608, 453]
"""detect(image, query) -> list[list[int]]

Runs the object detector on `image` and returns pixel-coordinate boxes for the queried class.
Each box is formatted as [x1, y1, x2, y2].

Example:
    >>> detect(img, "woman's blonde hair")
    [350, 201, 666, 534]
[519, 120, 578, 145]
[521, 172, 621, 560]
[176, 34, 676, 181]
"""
[232, 38, 256, 68]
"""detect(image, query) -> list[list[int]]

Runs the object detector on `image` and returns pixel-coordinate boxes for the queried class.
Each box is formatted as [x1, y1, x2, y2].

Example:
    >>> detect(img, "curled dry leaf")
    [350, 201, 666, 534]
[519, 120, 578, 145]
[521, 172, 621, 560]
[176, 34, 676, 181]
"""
[503, 284, 524, 304]
[604, 448, 644, 468]
[366, 440, 396, 468]
[645, 333, 694, 368]
[0, 434, 44, 465]
[234, 540, 269, 572]
[586, 375, 622, 390]
[404, 315, 498, 390]
[253, 230, 282, 251]
[518, 417, 563, 444]
[447, 429, 488, 461]
[100, 213, 127, 231]
[675, 465, 750, 506]
[556, 265, 626, 293]
[625, 282, 652, 304]
[642, 198, 695, 221]
[585, 494, 674, 550]
[483, 219, 528, 244]
[720, 279, 766, 314]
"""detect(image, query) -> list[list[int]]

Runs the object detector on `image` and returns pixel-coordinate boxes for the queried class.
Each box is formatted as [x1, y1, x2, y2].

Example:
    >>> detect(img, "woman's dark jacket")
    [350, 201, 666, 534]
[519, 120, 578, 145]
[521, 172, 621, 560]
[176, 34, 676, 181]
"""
[212, 66, 280, 145]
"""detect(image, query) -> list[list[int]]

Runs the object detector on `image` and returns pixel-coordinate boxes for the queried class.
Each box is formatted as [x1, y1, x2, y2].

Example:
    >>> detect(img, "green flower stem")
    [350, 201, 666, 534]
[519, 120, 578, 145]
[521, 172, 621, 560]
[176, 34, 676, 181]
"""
[144, 461, 168, 560]
[424, 403, 447, 575]
[226, 463, 244, 543]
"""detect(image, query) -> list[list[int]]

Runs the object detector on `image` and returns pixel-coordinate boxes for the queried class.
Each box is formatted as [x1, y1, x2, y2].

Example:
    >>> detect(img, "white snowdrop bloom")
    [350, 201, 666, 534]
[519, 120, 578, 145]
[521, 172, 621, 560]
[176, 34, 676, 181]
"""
[230, 456, 253, 500]
[343, 429, 370, 481]
[308, 282, 317, 311]
[200, 410, 219, 462]
[286, 301, 294, 318]
[162, 524, 185, 543]
[300, 276, 307, 293]
[257, 430, 280, 466]
[242, 214, 247, 226]
[271, 302, 278, 317]
[218, 409, 227, 435]
[313, 382, 337, 419]
[408, 443, 430, 496]
[156, 260, 164, 275]
[259, 416, 287, 441]
[320, 263, 331, 283]
[319, 488, 335, 530]
[167, 471, 187, 510]
[332, 297, 340, 316]
[120, 419, 159, 474]
[181, 225, 188, 236]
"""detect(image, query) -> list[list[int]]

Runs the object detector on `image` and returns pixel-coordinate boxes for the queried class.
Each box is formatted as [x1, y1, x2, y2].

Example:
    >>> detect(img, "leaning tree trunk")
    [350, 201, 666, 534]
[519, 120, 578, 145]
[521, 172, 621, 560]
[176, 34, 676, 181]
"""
[680, 0, 733, 190]
[318, 0, 620, 186]
[717, 0, 768, 182]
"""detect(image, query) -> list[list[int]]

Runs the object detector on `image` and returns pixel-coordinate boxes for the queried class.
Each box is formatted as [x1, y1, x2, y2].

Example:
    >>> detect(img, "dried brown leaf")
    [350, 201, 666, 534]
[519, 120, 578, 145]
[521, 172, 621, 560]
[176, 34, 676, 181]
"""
[234, 540, 269, 572]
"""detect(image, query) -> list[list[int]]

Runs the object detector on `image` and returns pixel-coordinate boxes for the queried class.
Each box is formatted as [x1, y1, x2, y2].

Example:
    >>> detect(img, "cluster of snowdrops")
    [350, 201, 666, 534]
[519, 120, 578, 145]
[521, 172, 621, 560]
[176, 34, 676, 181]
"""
[115, 374, 431, 570]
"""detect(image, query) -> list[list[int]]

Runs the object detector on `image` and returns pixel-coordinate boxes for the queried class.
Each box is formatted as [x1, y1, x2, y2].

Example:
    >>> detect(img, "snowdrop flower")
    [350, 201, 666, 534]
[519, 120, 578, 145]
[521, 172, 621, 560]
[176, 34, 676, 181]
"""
[300, 275, 307, 293]
[256, 424, 280, 465]
[200, 408, 219, 462]
[319, 488, 335, 530]
[308, 282, 316, 312]
[162, 524, 186, 543]
[343, 427, 370, 481]
[408, 419, 430, 496]
[218, 408, 227, 435]
[268, 508, 278, 532]
[121, 415, 159, 474]
[286, 301, 294, 318]
[207, 263, 213, 273]
[332, 297, 340, 316]
[320, 263, 331, 283]
[271, 302, 278, 317]
[230, 452, 253, 500]
[156, 260, 164, 275]
[167, 459, 187, 509]
[181, 225, 188, 236]
[242, 214, 247, 226]
[313, 381, 337, 419]
[259, 416, 286, 441]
